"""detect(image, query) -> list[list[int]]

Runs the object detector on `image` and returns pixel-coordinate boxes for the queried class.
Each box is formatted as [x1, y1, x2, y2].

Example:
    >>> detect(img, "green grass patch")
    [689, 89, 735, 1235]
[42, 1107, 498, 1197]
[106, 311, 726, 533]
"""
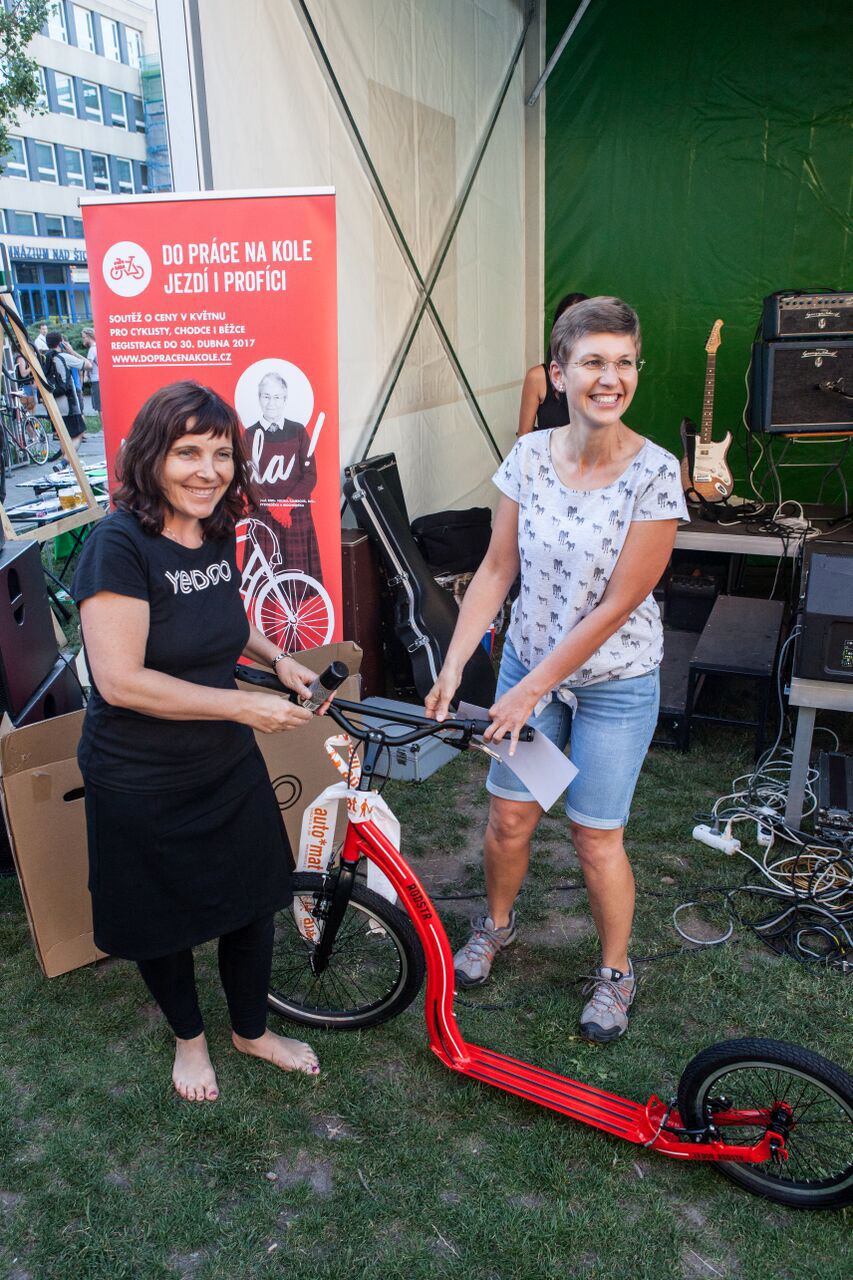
[1, 729, 850, 1278]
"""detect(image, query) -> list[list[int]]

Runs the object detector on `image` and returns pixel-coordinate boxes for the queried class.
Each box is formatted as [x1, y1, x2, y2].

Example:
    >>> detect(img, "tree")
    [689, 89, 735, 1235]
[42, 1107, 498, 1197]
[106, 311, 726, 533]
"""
[0, 1, 50, 168]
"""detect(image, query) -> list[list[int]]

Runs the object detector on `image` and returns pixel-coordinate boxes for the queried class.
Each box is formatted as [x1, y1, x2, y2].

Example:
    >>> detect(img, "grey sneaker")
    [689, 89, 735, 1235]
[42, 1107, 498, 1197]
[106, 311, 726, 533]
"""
[453, 912, 517, 987]
[579, 963, 636, 1043]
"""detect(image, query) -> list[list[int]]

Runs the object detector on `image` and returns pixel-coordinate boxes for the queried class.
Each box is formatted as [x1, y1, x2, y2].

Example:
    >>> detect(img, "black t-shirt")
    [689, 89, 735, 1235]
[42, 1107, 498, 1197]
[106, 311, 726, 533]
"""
[72, 510, 253, 791]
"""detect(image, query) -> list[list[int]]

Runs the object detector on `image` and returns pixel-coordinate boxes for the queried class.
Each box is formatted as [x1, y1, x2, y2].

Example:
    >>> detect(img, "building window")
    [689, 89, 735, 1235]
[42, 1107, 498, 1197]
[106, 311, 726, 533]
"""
[33, 141, 58, 183]
[6, 136, 29, 179]
[66, 216, 84, 238]
[11, 211, 38, 236]
[132, 95, 145, 133]
[115, 157, 134, 193]
[72, 6, 95, 53]
[107, 88, 127, 129]
[102, 16, 121, 61]
[139, 162, 149, 193]
[0, 210, 5, 233]
[45, 214, 65, 237]
[63, 146, 85, 186]
[126, 28, 143, 69]
[80, 80, 102, 122]
[36, 67, 48, 110]
[54, 72, 76, 116]
[90, 152, 110, 190]
[46, 1, 68, 43]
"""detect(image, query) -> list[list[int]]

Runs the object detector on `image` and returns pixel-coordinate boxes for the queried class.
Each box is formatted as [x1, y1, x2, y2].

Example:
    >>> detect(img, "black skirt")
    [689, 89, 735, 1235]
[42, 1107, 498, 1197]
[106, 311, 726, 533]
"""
[84, 746, 293, 960]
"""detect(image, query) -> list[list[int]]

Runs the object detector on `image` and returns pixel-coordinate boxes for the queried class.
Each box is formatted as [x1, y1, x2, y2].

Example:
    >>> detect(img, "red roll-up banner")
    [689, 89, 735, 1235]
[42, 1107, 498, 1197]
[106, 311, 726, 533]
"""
[82, 188, 341, 653]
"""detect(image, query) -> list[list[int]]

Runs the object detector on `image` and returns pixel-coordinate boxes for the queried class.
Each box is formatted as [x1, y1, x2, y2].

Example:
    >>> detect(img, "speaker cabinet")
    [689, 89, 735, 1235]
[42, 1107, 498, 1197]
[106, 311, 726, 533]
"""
[749, 340, 853, 435]
[0, 541, 59, 718]
[12, 656, 84, 727]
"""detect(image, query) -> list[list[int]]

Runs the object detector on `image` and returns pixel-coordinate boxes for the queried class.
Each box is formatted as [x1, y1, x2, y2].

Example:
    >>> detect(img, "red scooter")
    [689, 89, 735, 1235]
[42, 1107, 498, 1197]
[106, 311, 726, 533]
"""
[239, 667, 853, 1210]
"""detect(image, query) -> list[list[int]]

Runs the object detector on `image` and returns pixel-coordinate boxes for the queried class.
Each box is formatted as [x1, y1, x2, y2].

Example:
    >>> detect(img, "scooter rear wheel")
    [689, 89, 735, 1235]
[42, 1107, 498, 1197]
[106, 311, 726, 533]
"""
[677, 1038, 853, 1209]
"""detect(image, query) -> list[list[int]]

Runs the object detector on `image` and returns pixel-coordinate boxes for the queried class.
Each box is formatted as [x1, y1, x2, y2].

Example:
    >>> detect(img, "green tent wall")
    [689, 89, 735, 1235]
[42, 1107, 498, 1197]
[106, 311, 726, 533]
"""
[544, 0, 851, 501]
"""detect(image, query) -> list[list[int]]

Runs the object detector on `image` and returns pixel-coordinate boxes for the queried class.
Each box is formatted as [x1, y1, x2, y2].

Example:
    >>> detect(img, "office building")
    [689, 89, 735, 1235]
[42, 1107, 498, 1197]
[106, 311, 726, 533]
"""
[0, 0, 171, 325]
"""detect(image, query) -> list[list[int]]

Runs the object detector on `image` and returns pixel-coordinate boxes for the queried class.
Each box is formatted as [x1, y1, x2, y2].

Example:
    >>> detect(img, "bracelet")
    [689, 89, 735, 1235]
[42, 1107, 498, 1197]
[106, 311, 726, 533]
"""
[271, 651, 287, 668]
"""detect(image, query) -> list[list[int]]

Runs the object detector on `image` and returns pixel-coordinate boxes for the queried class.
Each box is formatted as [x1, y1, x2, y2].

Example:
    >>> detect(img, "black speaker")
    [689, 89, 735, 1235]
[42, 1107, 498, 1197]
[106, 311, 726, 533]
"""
[749, 340, 853, 435]
[0, 541, 59, 718]
[794, 542, 853, 684]
[12, 656, 83, 727]
[762, 291, 853, 340]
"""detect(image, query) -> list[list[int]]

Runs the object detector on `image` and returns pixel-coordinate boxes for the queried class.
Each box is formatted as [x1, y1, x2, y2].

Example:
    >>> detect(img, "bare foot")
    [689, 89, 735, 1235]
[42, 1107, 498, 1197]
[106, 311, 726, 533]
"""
[231, 1029, 320, 1076]
[172, 1032, 219, 1102]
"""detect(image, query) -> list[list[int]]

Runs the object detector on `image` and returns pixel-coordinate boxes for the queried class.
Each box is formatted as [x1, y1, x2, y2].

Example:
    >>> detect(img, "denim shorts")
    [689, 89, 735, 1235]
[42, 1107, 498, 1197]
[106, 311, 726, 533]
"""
[485, 638, 660, 830]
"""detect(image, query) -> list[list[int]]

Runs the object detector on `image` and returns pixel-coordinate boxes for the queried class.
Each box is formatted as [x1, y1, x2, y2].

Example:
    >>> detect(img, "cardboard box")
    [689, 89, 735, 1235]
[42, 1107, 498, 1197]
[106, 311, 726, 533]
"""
[0, 708, 102, 977]
[252, 640, 363, 849]
[0, 641, 364, 978]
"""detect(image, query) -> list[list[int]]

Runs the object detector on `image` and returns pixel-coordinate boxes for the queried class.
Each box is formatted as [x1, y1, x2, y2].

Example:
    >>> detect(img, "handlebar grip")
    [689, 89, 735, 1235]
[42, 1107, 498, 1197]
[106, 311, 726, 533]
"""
[459, 717, 535, 743]
[235, 661, 351, 709]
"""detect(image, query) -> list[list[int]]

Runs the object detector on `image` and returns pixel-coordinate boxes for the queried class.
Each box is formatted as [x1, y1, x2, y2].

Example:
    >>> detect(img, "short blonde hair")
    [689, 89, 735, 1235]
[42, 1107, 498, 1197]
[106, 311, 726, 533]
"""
[550, 296, 641, 369]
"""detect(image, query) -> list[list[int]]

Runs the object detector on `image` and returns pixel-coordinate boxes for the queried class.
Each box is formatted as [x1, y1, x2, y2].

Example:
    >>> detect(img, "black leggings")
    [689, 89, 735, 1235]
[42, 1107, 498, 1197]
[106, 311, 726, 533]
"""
[136, 914, 274, 1040]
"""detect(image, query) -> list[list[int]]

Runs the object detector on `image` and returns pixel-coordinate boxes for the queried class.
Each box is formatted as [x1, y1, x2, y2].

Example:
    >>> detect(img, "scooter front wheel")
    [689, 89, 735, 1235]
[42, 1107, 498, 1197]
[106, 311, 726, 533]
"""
[268, 872, 426, 1030]
[677, 1038, 853, 1209]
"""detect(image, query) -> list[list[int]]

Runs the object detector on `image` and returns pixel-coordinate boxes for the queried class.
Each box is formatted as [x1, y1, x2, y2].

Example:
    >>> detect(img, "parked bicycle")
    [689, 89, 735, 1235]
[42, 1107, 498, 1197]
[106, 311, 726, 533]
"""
[1, 388, 49, 467]
[237, 662, 853, 1210]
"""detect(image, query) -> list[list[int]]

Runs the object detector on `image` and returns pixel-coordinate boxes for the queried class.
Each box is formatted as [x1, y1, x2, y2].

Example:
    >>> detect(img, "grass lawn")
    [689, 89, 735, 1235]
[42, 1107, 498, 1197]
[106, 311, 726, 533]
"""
[1, 721, 850, 1279]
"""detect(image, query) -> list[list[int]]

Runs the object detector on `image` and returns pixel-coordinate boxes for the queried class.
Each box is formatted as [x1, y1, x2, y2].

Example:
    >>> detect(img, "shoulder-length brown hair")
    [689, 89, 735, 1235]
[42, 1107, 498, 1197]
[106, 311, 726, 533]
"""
[113, 381, 256, 539]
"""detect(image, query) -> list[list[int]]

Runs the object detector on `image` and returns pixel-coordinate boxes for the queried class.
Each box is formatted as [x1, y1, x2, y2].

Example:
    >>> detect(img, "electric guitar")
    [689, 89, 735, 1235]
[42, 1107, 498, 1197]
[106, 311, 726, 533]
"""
[680, 320, 734, 502]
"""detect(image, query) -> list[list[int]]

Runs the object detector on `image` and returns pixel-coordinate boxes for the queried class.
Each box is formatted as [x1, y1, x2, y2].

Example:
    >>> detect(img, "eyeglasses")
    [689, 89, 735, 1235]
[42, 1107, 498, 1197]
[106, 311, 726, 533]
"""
[570, 357, 645, 375]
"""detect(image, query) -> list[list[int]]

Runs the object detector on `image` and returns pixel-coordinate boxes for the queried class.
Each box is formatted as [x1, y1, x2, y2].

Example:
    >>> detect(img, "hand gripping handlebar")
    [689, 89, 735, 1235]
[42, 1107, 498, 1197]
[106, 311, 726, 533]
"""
[234, 662, 535, 748]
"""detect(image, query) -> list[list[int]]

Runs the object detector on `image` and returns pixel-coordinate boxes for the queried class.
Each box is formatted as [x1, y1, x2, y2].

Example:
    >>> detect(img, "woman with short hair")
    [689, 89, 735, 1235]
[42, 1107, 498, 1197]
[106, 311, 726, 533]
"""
[73, 381, 325, 1100]
[427, 297, 687, 1043]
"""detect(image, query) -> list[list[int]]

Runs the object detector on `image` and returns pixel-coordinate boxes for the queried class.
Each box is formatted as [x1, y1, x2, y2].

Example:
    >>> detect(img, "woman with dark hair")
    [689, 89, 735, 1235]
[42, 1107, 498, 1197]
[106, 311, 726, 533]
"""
[73, 381, 325, 1102]
[428, 298, 687, 1044]
[517, 291, 588, 436]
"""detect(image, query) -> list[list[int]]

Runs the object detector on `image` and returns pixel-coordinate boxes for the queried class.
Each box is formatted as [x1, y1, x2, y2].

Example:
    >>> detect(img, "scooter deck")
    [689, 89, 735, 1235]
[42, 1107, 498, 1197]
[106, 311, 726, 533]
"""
[452, 1043, 648, 1141]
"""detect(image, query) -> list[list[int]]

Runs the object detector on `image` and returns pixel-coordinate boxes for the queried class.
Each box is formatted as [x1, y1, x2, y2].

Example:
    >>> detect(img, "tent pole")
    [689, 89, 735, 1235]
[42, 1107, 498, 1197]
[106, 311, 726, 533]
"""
[526, 0, 594, 107]
[291, 0, 531, 470]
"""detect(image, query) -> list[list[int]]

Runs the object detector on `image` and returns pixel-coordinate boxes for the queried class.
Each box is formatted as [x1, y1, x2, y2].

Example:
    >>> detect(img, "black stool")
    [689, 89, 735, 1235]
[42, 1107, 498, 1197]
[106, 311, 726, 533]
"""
[682, 595, 785, 757]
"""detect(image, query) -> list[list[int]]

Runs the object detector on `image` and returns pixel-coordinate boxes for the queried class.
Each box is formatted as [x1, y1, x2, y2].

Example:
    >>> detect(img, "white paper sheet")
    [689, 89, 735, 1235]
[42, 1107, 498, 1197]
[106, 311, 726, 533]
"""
[456, 701, 578, 812]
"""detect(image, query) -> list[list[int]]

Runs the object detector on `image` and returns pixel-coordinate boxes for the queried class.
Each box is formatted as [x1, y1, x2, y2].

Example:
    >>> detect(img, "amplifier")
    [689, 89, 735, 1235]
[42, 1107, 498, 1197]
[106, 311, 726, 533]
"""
[749, 340, 853, 435]
[815, 751, 853, 848]
[762, 292, 853, 340]
[794, 542, 853, 684]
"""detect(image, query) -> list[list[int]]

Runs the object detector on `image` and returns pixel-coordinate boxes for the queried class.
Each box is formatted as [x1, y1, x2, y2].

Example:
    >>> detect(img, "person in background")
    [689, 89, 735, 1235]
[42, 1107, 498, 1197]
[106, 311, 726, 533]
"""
[81, 327, 99, 414]
[13, 348, 36, 412]
[72, 381, 327, 1102]
[517, 292, 588, 436]
[42, 330, 91, 464]
[427, 297, 687, 1044]
[33, 322, 49, 354]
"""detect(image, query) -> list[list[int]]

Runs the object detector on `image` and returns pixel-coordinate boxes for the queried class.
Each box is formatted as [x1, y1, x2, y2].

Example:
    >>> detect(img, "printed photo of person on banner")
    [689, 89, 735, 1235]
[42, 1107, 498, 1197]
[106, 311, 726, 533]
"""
[243, 370, 323, 582]
[235, 359, 334, 654]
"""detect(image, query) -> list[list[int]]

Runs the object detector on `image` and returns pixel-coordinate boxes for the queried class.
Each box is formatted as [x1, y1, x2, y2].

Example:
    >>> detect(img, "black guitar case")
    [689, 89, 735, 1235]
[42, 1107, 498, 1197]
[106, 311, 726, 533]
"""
[343, 464, 497, 708]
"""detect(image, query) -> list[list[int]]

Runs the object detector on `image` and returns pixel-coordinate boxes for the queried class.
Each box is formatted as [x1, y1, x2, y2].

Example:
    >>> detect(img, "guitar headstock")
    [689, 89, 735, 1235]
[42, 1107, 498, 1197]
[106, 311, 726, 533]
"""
[705, 319, 723, 355]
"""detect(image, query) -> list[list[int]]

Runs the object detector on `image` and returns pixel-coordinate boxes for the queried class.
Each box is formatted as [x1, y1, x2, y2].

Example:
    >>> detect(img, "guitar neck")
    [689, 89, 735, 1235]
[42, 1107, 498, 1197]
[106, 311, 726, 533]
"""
[700, 352, 717, 442]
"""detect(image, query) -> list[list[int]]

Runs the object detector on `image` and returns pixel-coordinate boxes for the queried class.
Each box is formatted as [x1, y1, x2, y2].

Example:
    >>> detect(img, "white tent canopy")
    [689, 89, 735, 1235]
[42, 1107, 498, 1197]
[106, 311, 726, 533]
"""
[158, 0, 545, 517]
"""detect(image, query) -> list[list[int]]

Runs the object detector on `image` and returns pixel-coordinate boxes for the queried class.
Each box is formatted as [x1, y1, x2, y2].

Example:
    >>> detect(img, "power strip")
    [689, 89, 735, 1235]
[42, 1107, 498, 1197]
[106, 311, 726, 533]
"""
[773, 516, 820, 538]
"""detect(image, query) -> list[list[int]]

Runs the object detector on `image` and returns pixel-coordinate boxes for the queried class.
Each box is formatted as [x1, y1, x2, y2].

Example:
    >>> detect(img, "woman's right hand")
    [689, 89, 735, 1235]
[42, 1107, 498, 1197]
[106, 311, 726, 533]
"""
[239, 691, 314, 734]
[424, 662, 462, 722]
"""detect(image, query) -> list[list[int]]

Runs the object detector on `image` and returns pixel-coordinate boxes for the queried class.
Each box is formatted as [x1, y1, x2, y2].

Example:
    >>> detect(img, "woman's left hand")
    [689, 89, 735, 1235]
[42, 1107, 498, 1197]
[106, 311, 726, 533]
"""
[483, 678, 541, 756]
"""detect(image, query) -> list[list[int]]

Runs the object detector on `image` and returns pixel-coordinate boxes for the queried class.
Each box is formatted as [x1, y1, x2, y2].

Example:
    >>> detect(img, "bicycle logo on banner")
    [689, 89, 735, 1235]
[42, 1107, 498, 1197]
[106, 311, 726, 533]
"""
[102, 240, 152, 297]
